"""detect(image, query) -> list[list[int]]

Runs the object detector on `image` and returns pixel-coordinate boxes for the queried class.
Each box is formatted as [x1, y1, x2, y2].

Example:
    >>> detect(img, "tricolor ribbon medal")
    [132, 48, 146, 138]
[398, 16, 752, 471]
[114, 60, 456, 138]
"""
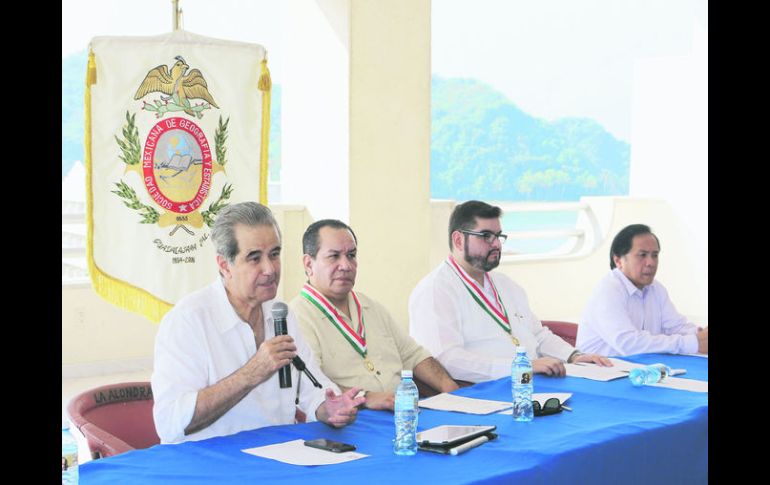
[300, 285, 375, 372]
[446, 256, 519, 345]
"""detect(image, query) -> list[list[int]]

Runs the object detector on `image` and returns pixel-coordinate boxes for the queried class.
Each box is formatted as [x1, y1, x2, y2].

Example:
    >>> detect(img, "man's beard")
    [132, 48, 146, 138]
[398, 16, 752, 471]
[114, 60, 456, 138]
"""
[464, 246, 500, 272]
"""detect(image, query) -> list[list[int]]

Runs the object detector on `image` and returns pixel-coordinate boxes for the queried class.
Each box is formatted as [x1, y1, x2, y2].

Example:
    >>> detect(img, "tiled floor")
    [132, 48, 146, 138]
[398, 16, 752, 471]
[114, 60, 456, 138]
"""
[62, 370, 153, 465]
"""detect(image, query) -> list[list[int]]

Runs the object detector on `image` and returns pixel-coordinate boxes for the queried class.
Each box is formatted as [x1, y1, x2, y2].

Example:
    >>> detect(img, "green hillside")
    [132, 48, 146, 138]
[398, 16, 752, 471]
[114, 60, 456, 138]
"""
[63, 53, 628, 201]
[431, 76, 629, 201]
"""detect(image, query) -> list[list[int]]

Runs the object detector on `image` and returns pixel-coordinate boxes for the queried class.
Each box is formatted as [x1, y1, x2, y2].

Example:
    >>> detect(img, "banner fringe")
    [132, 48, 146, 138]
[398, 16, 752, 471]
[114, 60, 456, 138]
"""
[89, 270, 173, 324]
[258, 57, 271, 205]
[87, 52, 97, 85]
[84, 50, 172, 324]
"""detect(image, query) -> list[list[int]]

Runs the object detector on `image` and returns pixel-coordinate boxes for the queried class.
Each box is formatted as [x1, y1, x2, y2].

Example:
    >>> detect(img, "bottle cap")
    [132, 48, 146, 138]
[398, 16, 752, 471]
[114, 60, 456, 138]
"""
[516, 346, 527, 353]
[401, 370, 413, 378]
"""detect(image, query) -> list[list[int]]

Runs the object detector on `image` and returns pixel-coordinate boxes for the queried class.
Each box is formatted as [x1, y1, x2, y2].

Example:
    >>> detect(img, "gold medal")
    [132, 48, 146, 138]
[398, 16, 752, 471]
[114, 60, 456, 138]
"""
[511, 335, 519, 346]
[364, 358, 375, 372]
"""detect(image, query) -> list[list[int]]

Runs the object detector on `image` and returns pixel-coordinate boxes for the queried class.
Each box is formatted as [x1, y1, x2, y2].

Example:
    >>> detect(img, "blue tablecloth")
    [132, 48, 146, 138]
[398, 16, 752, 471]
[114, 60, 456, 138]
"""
[80, 353, 708, 484]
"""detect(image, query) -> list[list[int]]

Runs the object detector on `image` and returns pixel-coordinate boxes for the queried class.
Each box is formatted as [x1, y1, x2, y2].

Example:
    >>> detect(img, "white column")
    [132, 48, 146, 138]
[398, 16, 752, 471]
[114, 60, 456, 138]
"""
[281, 0, 351, 221]
[281, 0, 432, 327]
[349, 0, 432, 326]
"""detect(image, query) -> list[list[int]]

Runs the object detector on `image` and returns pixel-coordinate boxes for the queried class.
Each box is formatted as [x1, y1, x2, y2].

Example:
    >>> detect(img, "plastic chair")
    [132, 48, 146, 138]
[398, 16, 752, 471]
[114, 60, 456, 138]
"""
[66, 381, 160, 459]
[541, 320, 578, 347]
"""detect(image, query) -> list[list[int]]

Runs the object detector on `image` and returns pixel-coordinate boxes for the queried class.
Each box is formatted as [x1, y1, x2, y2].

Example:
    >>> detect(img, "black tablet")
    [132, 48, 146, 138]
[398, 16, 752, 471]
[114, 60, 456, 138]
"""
[416, 425, 497, 447]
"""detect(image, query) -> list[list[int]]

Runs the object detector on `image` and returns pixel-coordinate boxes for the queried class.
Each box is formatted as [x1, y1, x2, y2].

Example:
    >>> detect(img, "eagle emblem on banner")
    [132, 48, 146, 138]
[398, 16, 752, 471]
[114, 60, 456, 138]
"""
[112, 55, 232, 237]
[86, 30, 270, 322]
[134, 56, 219, 119]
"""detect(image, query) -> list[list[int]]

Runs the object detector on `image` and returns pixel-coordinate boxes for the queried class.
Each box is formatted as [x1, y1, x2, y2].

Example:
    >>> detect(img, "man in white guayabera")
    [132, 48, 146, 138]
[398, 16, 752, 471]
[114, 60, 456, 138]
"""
[152, 202, 364, 444]
[409, 200, 610, 384]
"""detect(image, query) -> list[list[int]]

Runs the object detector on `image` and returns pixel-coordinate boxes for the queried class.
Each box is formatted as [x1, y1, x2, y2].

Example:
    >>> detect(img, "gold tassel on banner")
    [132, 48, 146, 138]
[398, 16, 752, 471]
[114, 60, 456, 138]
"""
[84, 50, 173, 324]
[258, 57, 272, 205]
[258, 58, 272, 91]
[87, 52, 97, 85]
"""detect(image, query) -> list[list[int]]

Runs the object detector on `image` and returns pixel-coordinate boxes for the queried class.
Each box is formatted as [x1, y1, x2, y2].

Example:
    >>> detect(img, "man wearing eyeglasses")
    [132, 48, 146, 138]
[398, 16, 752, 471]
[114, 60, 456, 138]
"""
[408, 200, 610, 383]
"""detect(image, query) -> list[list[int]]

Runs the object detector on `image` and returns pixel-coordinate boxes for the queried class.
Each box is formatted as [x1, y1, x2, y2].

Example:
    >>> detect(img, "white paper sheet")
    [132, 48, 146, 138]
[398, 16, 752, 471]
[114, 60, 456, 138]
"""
[418, 393, 512, 414]
[497, 393, 572, 415]
[242, 439, 368, 466]
[649, 376, 708, 393]
[533, 392, 573, 405]
[605, 358, 646, 372]
[565, 363, 629, 381]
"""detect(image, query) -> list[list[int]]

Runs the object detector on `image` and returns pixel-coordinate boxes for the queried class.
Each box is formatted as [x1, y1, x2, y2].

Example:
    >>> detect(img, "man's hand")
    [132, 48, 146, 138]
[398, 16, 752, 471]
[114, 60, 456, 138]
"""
[242, 335, 297, 387]
[183, 335, 297, 437]
[362, 391, 395, 411]
[696, 327, 708, 354]
[532, 357, 566, 376]
[316, 387, 366, 428]
[572, 353, 613, 367]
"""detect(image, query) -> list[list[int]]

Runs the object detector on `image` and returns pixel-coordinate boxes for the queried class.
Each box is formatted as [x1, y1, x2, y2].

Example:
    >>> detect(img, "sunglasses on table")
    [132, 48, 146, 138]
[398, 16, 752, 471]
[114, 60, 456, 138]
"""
[532, 397, 569, 417]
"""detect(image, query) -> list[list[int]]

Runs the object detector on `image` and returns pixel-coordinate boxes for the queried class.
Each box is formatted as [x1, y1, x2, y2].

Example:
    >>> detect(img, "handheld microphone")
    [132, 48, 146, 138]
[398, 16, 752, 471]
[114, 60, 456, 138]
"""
[271, 302, 292, 389]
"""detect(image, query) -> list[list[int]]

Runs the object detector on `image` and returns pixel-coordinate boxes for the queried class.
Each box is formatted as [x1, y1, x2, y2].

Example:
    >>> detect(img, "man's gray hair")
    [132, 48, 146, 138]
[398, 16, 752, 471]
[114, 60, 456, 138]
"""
[211, 202, 281, 263]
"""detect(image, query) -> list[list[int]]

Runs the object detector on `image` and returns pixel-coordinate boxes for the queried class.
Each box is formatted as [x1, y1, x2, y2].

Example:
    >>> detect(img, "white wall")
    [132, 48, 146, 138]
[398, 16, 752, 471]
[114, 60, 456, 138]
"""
[281, 0, 351, 221]
[62, 287, 157, 376]
[629, 18, 707, 316]
[348, 0, 432, 326]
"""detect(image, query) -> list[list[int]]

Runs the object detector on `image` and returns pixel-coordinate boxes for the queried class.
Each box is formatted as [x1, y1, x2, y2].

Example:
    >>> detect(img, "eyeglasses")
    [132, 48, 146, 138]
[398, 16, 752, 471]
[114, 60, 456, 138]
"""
[460, 230, 508, 244]
[532, 397, 565, 417]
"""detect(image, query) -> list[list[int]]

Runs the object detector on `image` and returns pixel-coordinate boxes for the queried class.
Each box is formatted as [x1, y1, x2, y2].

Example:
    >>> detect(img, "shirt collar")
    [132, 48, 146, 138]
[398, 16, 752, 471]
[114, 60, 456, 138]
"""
[448, 254, 491, 288]
[304, 284, 370, 320]
[212, 277, 274, 333]
[612, 267, 648, 296]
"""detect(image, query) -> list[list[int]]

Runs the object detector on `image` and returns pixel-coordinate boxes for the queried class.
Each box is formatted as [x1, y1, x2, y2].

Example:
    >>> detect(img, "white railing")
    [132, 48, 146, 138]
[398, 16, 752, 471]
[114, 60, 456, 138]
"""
[494, 200, 601, 262]
[62, 200, 89, 286]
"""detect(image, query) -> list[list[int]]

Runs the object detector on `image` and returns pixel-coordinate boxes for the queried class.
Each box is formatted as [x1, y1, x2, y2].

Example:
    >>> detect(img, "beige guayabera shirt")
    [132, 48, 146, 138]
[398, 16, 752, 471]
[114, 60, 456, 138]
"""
[290, 290, 432, 393]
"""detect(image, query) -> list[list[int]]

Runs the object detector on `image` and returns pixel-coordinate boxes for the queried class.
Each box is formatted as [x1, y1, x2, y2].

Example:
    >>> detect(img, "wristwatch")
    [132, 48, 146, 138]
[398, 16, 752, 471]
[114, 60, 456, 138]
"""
[567, 350, 584, 363]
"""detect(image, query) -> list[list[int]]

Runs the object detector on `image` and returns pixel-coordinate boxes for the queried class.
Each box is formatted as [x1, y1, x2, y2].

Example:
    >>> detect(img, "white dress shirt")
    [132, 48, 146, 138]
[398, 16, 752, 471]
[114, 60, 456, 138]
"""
[151, 278, 338, 444]
[576, 268, 699, 357]
[408, 260, 575, 383]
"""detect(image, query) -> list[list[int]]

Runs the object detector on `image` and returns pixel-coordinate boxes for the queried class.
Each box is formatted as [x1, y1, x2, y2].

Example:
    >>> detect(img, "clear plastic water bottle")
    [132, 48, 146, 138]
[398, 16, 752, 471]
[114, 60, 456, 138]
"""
[394, 370, 419, 455]
[511, 346, 534, 421]
[62, 425, 79, 484]
[629, 363, 673, 386]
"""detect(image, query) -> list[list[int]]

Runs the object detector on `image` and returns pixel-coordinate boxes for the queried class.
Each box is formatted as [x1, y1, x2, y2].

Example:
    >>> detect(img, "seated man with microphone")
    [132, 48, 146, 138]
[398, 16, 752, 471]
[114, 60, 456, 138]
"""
[152, 202, 364, 444]
[289, 220, 458, 411]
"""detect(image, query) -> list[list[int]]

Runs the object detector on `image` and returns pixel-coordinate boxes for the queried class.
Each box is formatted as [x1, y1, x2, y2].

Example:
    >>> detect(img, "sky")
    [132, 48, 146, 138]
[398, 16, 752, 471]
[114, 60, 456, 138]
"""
[63, 0, 707, 142]
[432, 0, 706, 142]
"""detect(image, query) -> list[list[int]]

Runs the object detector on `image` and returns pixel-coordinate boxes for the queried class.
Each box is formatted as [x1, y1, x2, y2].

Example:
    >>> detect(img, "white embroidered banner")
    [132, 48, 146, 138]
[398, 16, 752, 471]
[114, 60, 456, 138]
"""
[86, 30, 271, 322]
